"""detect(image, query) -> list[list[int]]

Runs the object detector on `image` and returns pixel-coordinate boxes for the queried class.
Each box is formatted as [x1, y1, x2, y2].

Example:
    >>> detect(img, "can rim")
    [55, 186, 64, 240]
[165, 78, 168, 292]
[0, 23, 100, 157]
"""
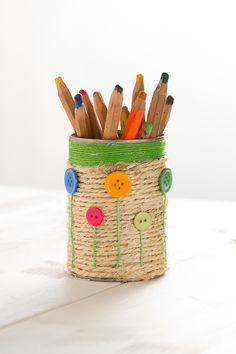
[69, 134, 165, 144]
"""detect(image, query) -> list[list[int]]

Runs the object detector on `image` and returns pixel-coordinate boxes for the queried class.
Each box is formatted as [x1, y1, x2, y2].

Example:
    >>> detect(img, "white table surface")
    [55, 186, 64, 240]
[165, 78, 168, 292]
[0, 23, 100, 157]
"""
[0, 186, 236, 354]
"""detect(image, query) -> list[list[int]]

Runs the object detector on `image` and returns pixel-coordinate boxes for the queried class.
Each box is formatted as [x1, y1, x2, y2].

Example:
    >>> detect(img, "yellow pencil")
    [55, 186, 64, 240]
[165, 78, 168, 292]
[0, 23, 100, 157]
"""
[103, 85, 123, 140]
[120, 106, 129, 134]
[54, 76, 76, 131]
[132, 74, 144, 105]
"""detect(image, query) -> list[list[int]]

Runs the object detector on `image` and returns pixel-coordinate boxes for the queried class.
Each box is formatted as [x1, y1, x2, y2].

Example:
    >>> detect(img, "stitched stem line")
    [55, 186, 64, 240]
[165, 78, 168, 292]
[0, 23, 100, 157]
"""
[70, 194, 75, 268]
[93, 226, 97, 267]
[163, 193, 167, 262]
[139, 230, 144, 266]
[115, 198, 121, 271]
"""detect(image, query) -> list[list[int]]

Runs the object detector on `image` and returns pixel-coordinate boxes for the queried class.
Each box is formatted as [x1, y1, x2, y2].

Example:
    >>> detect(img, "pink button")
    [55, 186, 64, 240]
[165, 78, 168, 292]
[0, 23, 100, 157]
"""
[86, 207, 104, 226]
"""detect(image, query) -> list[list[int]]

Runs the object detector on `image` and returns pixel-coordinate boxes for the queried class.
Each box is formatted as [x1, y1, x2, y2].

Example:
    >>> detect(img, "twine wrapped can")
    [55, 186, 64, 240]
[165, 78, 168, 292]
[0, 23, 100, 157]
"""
[65, 135, 172, 282]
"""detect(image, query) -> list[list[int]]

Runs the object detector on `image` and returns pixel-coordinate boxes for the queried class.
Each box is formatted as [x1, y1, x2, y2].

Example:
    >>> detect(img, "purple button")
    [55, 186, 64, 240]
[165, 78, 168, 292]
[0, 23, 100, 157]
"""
[86, 207, 104, 226]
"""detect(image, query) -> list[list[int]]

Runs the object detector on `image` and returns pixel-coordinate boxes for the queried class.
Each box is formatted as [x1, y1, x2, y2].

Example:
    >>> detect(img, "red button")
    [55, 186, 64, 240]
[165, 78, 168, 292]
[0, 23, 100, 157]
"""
[86, 207, 104, 226]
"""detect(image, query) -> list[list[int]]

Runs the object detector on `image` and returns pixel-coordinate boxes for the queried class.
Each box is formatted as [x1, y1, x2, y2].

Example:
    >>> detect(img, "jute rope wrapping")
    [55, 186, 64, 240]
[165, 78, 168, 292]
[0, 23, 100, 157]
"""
[67, 157, 168, 281]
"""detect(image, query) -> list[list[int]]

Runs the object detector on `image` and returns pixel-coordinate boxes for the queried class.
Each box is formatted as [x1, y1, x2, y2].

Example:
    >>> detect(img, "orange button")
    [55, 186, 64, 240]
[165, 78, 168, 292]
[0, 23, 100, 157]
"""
[105, 171, 132, 198]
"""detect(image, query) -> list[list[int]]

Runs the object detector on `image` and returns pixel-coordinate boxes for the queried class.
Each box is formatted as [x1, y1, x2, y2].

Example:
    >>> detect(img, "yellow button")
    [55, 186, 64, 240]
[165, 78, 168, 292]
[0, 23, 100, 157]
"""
[105, 171, 132, 198]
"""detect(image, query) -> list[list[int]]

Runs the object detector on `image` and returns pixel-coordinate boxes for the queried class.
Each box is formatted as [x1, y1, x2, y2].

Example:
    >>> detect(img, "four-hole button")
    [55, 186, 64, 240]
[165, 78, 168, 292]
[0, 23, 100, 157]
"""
[64, 168, 78, 194]
[105, 171, 131, 198]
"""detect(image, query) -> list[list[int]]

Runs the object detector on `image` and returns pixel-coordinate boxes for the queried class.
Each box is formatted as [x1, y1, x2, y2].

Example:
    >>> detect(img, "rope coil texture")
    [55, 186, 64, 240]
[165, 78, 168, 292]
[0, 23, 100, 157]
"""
[67, 158, 168, 282]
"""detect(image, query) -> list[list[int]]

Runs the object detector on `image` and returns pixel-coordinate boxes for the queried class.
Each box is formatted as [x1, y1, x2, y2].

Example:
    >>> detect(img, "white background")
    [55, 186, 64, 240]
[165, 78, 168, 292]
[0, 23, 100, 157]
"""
[0, 0, 235, 201]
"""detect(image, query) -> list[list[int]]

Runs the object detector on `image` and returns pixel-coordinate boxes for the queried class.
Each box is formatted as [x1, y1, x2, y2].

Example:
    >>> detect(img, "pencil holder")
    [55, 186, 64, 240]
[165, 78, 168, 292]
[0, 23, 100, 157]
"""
[65, 135, 172, 282]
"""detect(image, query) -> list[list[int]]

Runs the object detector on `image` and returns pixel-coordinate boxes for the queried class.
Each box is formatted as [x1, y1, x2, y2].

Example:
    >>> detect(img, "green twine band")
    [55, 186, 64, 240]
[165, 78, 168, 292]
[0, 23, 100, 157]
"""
[69, 137, 165, 166]
[116, 198, 121, 271]
[93, 226, 97, 267]
[70, 194, 75, 268]
[139, 230, 144, 266]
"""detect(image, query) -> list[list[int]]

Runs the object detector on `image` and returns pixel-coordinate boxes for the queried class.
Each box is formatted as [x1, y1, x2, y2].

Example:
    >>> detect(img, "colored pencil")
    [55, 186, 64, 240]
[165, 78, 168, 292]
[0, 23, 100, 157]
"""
[54, 76, 76, 131]
[147, 72, 168, 127]
[158, 96, 174, 135]
[137, 121, 153, 139]
[132, 74, 144, 105]
[74, 94, 92, 138]
[55, 72, 174, 141]
[122, 91, 146, 140]
[149, 73, 169, 138]
[103, 85, 123, 140]
[93, 92, 107, 132]
[120, 106, 129, 134]
[79, 90, 102, 139]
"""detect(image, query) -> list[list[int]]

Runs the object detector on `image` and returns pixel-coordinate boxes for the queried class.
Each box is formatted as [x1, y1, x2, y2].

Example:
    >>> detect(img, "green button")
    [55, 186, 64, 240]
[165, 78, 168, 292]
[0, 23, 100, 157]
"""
[134, 212, 152, 231]
[159, 168, 173, 193]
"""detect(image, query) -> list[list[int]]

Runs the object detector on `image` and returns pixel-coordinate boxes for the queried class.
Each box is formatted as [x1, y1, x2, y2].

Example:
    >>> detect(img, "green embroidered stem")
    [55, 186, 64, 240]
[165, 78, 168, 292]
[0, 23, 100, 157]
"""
[70, 194, 75, 268]
[163, 193, 167, 262]
[115, 198, 121, 271]
[93, 226, 97, 267]
[139, 230, 144, 266]
[69, 137, 165, 166]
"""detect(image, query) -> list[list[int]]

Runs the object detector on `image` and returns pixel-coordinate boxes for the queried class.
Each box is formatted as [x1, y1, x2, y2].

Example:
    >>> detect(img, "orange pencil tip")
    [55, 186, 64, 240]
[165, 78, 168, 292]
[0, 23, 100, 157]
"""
[54, 76, 62, 85]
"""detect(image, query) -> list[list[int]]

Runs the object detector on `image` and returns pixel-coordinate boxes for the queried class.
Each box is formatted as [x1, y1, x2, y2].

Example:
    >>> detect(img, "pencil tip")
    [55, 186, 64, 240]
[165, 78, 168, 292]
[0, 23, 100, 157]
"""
[54, 76, 62, 85]
[74, 94, 83, 108]
[115, 84, 123, 94]
[138, 91, 147, 100]
[146, 122, 152, 131]
[79, 89, 87, 96]
[166, 95, 174, 105]
[136, 74, 144, 82]
[161, 72, 169, 83]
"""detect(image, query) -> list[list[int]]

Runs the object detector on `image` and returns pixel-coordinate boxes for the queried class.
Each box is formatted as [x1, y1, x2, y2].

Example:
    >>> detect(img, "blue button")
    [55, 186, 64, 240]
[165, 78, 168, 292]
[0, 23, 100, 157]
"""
[64, 169, 78, 194]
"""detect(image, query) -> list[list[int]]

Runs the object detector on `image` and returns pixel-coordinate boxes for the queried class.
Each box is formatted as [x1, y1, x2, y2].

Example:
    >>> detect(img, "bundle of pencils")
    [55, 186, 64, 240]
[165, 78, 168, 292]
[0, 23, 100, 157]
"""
[54, 73, 174, 140]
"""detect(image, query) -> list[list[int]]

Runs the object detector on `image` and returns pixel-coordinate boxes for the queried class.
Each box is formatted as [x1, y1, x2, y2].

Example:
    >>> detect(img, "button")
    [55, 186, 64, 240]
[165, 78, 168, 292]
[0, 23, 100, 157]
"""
[64, 168, 78, 194]
[86, 207, 104, 226]
[159, 168, 173, 193]
[105, 171, 132, 198]
[134, 211, 152, 231]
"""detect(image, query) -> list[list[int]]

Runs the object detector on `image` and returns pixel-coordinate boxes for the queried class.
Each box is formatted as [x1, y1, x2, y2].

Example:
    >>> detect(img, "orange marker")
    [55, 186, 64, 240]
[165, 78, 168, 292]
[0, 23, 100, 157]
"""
[122, 91, 146, 140]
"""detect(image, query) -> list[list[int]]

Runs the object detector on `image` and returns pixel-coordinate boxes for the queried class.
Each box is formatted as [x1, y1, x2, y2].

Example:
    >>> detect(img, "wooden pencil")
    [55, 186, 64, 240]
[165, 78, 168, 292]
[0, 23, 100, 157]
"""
[132, 74, 144, 105]
[158, 96, 174, 135]
[122, 91, 146, 140]
[120, 106, 129, 134]
[93, 92, 107, 132]
[54, 76, 76, 131]
[74, 94, 92, 138]
[103, 85, 123, 140]
[149, 73, 169, 138]
[79, 90, 102, 139]
[147, 72, 168, 127]
[137, 121, 153, 139]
